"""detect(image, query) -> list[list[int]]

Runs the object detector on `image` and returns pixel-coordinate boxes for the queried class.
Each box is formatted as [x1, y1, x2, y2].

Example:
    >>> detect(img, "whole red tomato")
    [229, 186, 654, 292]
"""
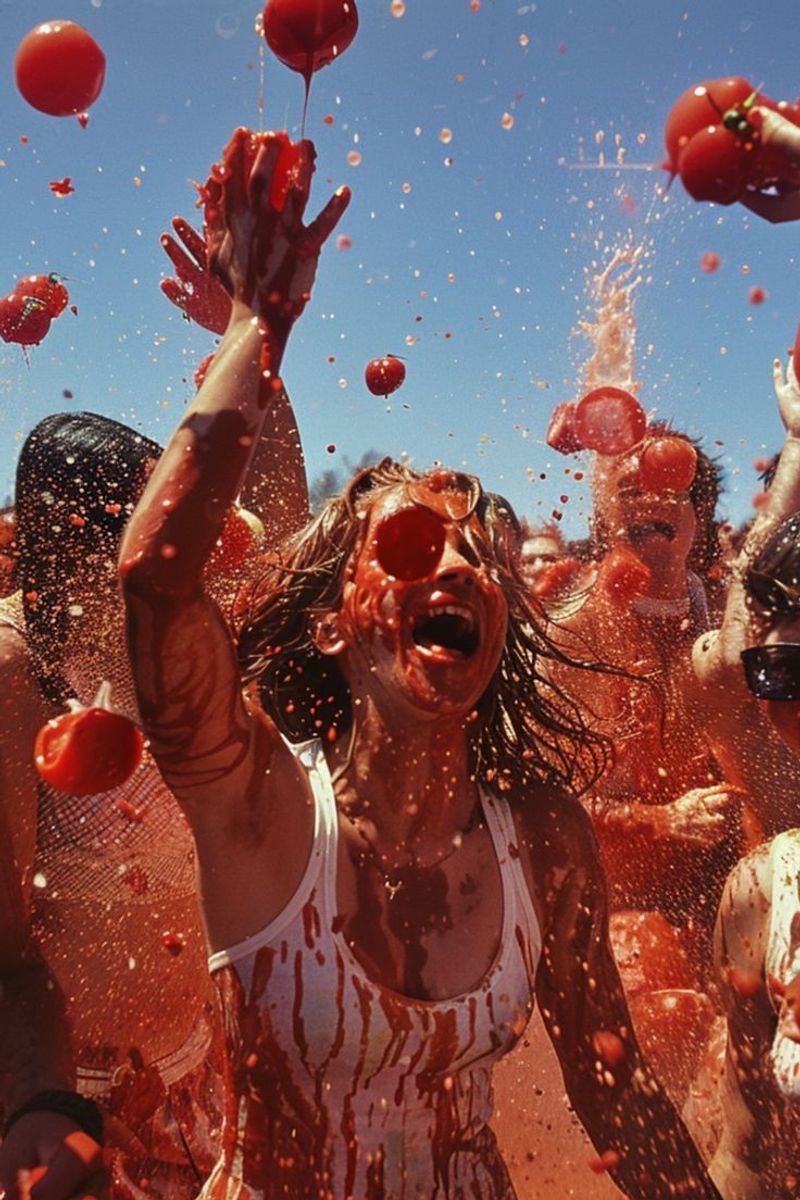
[14, 273, 69, 317]
[0, 294, 52, 345]
[638, 437, 698, 494]
[677, 124, 753, 204]
[15, 21, 106, 117]
[375, 507, 446, 581]
[35, 703, 144, 797]
[365, 355, 406, 397]
[664, 76, 754, 171]
[599, 545, 652, 605]
[574, 387, 646, 456]
[545, 401, 584, 455]
[262, 0, 359, 77]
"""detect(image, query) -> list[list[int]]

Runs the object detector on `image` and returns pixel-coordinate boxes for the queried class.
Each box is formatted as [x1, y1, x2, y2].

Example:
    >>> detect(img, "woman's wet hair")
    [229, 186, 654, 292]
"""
[236, 457, 611, 798]
[744, 511, 800, 618]
[15, 411, 162, 703]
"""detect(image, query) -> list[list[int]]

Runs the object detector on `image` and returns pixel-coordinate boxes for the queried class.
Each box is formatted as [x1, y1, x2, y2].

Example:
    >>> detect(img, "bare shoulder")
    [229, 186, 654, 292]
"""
[715, 839, 776, 984]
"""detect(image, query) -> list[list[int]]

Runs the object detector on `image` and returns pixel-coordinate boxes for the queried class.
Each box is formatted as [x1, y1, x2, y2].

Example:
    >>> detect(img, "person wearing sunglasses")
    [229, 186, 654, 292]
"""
[696, 512, 800, 1199]
[118, 127, 721, 1200]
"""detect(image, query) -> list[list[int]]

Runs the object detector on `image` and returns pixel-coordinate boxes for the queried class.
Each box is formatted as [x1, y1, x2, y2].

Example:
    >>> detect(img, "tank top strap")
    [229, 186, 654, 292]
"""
[207, 737, 334, 972]
[480, 788, 542, 985]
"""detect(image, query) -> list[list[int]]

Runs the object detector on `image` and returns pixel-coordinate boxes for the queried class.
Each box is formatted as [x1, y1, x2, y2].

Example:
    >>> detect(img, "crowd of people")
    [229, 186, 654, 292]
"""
[0, 114, 799, 1200]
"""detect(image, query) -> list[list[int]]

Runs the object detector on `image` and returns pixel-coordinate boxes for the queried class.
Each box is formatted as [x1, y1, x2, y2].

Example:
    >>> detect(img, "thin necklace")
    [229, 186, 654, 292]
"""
[341, 802, 484, 900]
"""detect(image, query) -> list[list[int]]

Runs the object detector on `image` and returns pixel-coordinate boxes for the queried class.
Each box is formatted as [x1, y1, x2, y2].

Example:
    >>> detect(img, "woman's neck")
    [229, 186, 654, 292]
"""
[327, 701, 477, 844]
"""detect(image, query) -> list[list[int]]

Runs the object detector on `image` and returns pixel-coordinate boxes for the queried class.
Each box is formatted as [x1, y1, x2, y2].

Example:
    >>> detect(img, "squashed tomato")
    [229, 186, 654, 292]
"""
[574, 386, 646, 456]
[34, 689, 144, 797]
[374, 507, 446, 581]
[545, 401, 583, 455]
[15, 20, 106, 117]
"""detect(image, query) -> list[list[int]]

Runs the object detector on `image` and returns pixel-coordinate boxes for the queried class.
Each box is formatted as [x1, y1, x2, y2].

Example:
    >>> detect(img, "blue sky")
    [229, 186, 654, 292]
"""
[0, 0, 796, 537]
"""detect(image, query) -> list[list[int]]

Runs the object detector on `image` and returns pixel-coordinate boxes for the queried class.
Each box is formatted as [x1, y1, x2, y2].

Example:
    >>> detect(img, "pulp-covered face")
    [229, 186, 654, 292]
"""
[593, 450, 697, 570]
[334, 478, 509, 720]
[519, 535, 562, 587]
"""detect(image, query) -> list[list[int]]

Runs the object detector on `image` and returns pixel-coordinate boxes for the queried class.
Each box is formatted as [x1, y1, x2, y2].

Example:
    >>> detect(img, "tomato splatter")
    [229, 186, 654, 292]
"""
[375, 507, 446, 581]
[49, 176, 75, 197]
[574, 387, 646, 456]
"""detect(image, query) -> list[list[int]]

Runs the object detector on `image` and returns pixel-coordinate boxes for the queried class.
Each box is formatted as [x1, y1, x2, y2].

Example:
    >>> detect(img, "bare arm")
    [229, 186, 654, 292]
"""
[531, 795, 721, 1198]
[160, 216, 309, 543]
[120, 129, 348, 815]
[691, 356, 800, 826]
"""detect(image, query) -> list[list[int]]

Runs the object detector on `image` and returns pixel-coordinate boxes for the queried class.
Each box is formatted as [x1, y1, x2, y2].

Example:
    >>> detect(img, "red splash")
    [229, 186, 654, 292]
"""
[49, 176, 75, 197]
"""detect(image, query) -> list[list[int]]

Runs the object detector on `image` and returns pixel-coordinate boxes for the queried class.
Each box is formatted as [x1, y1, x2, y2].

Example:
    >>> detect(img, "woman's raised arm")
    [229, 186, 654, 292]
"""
[120, 128, 348, 810]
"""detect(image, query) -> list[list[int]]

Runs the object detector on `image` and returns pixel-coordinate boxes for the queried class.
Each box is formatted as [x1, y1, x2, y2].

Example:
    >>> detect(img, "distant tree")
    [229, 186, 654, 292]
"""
[309, 448, 386, 512]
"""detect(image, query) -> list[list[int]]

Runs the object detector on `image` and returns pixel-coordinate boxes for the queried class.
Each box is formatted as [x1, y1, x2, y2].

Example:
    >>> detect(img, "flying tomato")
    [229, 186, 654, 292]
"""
[574, 387, 646, 456]
[365, 355, 406, 397]
[262, 0, 359, 78]
[0, 293, 52, 345]
[638, 437, 698, 494]
[14, 273, 69, 317]
[34, 681, 144, 797]
[545, 401, 583, 455]
[15, 20, 106, 117]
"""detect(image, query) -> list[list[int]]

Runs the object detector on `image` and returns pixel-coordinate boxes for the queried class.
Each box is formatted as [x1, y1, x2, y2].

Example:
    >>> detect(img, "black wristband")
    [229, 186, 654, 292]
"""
[2, 1089, 104, 1146]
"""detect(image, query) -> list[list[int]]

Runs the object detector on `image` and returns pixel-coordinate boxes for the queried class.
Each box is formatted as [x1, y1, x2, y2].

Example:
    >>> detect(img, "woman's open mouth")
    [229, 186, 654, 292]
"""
[411, 604, 479, 659]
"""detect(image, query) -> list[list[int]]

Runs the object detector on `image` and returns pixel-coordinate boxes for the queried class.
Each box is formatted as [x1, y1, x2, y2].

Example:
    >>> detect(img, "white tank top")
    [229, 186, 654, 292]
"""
[202, 737, 542, 1199]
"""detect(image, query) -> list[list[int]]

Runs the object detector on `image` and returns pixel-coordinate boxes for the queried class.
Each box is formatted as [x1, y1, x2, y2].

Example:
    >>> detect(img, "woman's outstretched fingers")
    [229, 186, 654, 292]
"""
[304, 185, 351, 255]
[172, 215, 207, 263]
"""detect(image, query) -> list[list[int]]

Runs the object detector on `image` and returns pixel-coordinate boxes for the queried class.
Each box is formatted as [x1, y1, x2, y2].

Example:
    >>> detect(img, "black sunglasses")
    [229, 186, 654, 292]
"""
[741, 644, 800, 702]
